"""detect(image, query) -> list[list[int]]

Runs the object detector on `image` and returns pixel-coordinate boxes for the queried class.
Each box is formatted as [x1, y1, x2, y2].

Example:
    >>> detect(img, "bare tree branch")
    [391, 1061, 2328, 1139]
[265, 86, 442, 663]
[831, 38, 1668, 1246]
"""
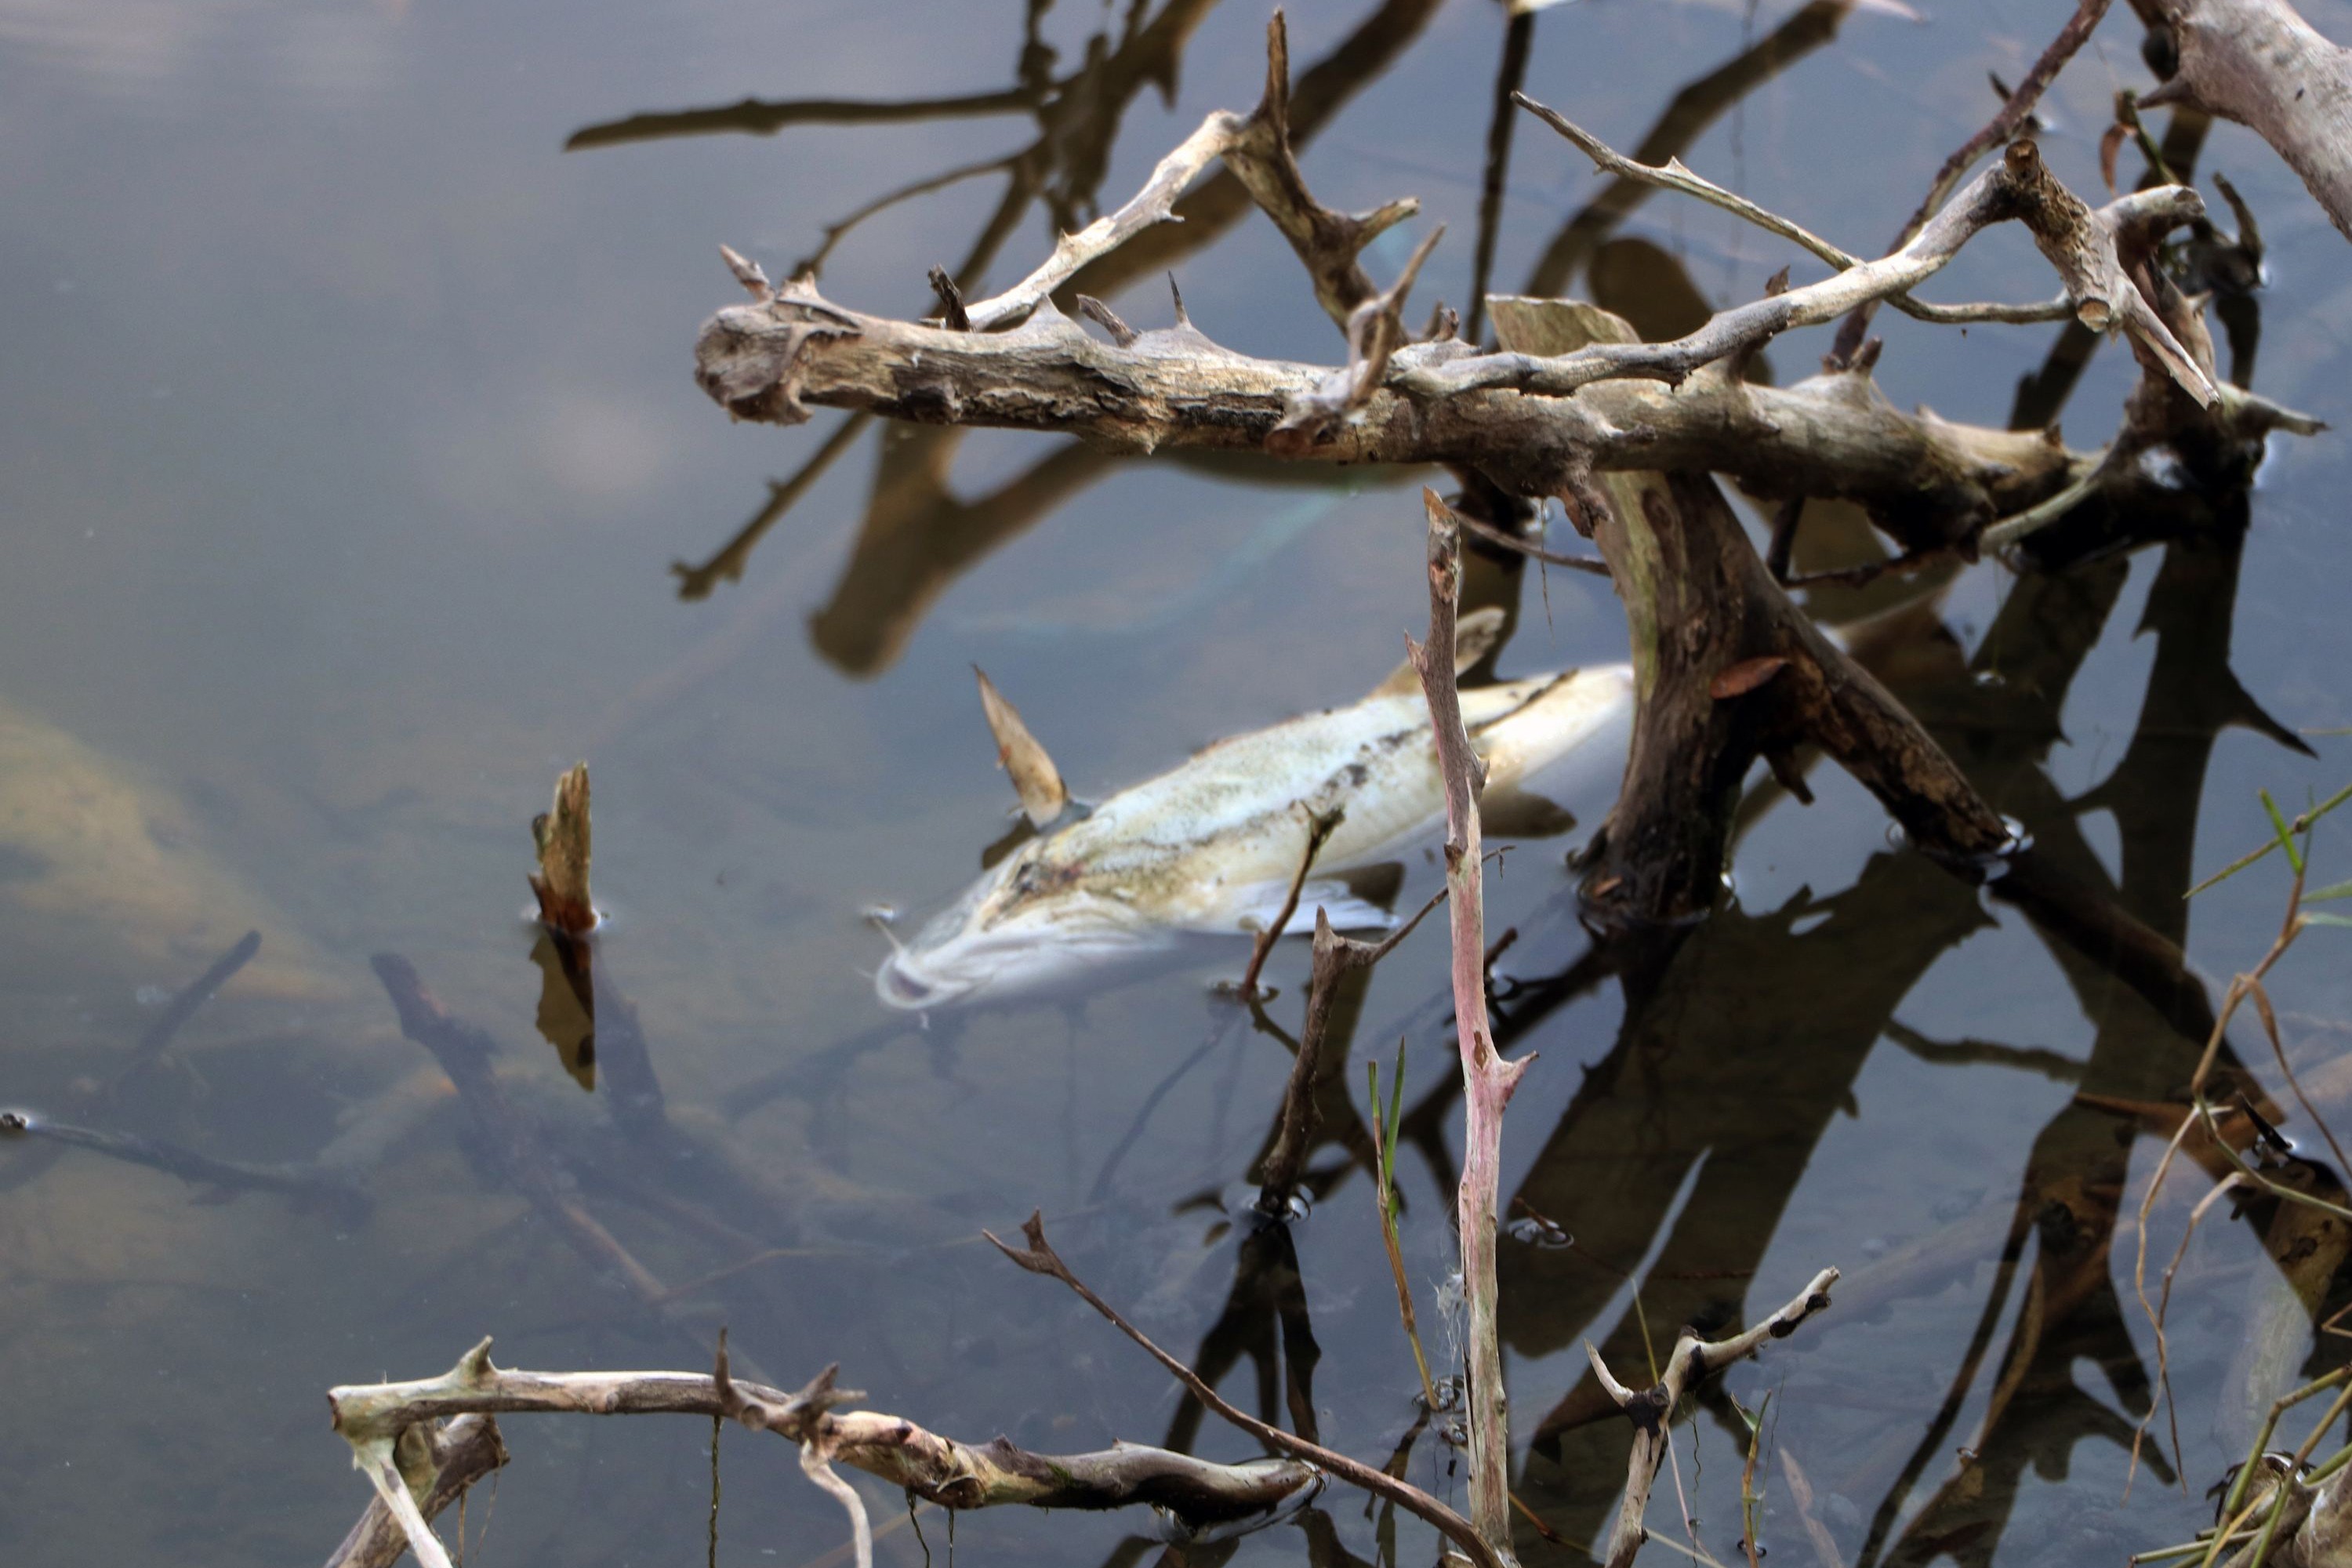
[1518, 93, 2071, 325]
[951, 13, 1417, 334]
[322, 1414, 508, 1568]
[325, 1336, 1325, 1568]
[984, 1211, 1508, 1568]
[2134, 0, 2352, 241]
[1829, 0, 2115, 361]
[1409, 490, 1530, 1559]
[1587, 1268, 1841, 1568]
[695, 292, 2085, 547]
[1429, 125, 2215, 408]
[700, 71, 2234, 548]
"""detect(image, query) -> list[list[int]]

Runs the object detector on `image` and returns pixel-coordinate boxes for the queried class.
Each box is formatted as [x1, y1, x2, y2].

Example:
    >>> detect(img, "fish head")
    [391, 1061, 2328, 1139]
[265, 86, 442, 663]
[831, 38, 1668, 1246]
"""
[873, 838, 1154, 1010]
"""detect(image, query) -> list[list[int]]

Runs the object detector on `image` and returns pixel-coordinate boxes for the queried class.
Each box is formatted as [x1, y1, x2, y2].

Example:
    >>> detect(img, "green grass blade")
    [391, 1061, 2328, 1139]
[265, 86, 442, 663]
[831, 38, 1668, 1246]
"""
[2263, 790, 2307, 876]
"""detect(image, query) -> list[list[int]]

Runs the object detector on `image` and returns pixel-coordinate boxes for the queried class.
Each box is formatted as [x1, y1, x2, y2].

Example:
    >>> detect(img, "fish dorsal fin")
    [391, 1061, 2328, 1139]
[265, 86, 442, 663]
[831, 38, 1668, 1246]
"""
[1365, 605, 1508, 699]
[974, 667, 1070, 829]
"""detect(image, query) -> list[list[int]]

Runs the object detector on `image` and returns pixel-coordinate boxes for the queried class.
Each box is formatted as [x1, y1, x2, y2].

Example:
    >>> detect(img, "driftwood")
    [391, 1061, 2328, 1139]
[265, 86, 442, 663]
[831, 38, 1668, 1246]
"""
[325, 1337, 1321, 1568]
[2133, 0, 2352, 241]
[692, 9, 2276, 555]
[693, 8, 2317, 942]
[322, 1414, 509, 1568]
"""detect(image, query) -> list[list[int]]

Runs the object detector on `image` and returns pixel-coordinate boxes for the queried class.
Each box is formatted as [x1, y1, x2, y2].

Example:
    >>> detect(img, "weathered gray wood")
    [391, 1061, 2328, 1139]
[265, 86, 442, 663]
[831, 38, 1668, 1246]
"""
[2138, 0, 2352, 241]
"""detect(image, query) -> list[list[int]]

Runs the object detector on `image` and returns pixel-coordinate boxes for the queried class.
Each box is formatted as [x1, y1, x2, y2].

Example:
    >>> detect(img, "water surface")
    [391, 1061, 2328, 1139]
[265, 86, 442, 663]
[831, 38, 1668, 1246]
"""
[4, 2, 2351, 1565]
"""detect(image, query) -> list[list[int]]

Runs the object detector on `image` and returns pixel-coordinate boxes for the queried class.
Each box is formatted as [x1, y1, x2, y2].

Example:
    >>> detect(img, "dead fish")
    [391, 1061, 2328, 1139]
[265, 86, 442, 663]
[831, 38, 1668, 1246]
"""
[875, 622, 1632, 1010]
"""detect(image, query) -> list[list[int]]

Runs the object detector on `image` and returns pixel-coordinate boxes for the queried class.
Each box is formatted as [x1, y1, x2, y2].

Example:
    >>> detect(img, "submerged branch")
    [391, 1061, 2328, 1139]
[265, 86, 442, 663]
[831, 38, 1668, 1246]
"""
[0, 1109, 366, 1217]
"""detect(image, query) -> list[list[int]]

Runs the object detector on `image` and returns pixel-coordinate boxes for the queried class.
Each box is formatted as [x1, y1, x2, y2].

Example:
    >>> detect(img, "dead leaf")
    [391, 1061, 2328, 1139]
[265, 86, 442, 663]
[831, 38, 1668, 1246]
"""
[2099, 122, 2127, 195]
[1710, 655, 1791, 700]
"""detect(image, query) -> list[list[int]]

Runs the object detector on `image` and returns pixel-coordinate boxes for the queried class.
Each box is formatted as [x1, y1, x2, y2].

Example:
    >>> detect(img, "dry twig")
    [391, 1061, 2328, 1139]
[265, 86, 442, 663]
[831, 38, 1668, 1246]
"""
[984, 1210, 1507, 1568]
[1584, 1268, 1842, 1568]
[1234, 803, 1345, 1000]
[1406, 488, 1529, 1557]
[325, 1336, 1324, 1568]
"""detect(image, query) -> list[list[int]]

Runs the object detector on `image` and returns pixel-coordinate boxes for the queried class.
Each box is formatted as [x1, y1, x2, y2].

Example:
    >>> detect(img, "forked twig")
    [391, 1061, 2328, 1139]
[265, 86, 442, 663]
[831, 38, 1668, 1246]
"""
[1517, 94, 2067, 326]
[1828, 0, 2114, 362]
[1586, 1269, 1842, 1568]
[1235, 803, 1346, 999]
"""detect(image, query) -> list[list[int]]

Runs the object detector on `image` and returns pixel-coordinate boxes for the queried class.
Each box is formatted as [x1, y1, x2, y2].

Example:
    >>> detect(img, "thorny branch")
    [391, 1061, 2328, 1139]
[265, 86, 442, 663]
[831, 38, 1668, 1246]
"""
[1407, 488, 1528, 1559]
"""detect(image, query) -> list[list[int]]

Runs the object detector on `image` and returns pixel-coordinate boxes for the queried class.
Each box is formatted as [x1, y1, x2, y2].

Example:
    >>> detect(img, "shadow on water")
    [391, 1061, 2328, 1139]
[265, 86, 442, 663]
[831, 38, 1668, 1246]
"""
[577, 0, 1446, 678]
[11, 1, 2352, 1564]
[615, 9, 2348, 1566]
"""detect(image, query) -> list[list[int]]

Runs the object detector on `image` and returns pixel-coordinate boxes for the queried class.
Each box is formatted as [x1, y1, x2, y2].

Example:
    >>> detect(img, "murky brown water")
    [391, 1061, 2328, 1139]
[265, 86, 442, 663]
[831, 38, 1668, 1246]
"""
[6, 1, 2352, 1564]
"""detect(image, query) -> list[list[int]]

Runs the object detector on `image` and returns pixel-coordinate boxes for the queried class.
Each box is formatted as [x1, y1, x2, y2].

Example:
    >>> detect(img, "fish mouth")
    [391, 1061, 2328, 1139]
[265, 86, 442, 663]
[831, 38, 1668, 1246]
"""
[875, 956, 961, 1011]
